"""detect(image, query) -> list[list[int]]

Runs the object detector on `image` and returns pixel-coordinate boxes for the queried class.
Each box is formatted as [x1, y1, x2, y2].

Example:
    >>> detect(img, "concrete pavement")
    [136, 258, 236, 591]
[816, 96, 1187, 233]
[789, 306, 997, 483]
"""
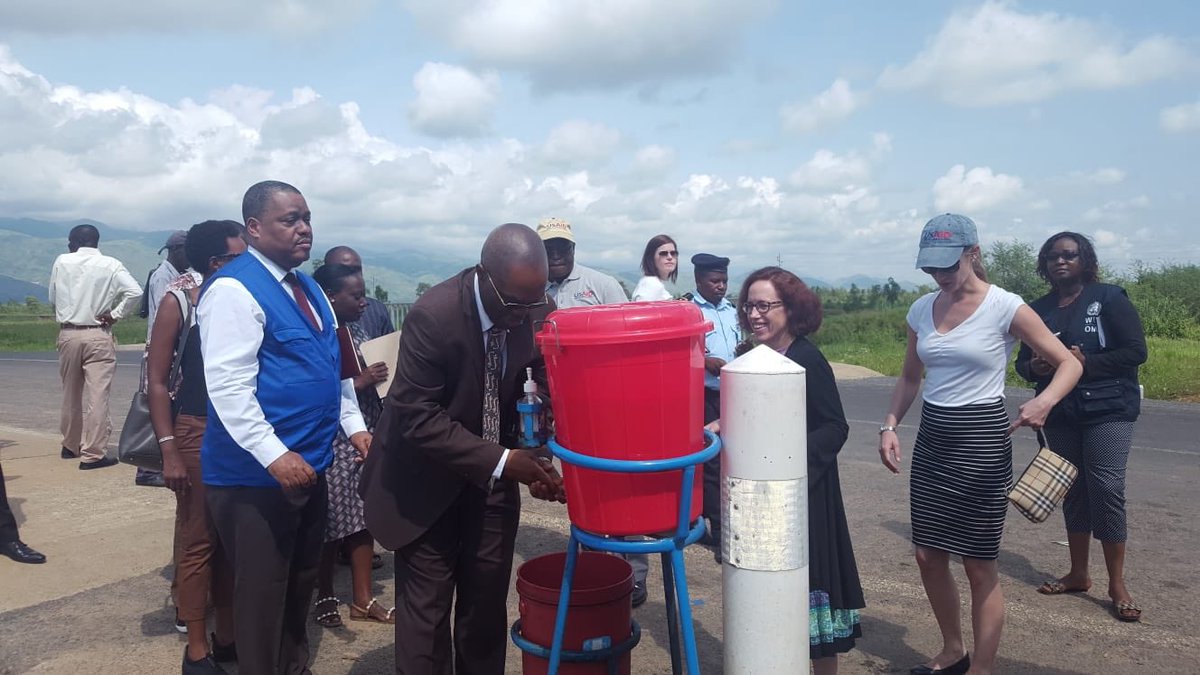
[1, 352, 1198, 674]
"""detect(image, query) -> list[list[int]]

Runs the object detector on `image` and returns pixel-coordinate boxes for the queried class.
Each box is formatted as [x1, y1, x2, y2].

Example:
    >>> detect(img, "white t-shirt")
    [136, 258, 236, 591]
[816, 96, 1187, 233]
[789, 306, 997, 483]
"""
[907, 285, 1024, 407]
[632, 275, 673, 301]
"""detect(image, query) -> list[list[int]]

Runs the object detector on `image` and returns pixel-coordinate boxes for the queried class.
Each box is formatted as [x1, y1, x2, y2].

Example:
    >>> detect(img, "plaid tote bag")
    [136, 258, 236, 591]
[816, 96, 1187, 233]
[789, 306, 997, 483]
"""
[1008, 430, 1079, 524]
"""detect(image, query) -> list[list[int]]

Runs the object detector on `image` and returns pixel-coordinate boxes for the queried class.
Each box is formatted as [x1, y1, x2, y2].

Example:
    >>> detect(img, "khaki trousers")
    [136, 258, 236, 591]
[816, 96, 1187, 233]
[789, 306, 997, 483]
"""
[56, 327, 116, 462]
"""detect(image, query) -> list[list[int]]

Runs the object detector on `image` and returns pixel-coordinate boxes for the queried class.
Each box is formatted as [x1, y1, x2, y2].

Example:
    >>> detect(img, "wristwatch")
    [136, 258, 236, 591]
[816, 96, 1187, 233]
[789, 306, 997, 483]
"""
[879, 425, 898, 434]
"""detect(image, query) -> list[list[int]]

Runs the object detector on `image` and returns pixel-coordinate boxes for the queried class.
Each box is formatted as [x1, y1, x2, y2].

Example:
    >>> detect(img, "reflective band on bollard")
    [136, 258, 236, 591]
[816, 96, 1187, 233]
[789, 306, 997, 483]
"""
[719, 345, 809, 675]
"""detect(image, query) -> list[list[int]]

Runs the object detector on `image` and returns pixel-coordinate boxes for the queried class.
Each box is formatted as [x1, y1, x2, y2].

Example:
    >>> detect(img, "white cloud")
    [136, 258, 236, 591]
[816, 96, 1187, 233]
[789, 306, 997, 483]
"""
[540, 120, 622, 166]
[1160, 99, 1200, 133]
[632, 145, 676, 174]
[0, 0, 374, 34]
[408, 63, 501, 138]
[932, 165, 1024, 212]
[403, 0, 776, 91]
[1078, 167, 1126, 185]
[788, 150, 871, 191]
[1081, 195, 1150, 223]
[780, 78, 864, 134]
[879, 1, 1192, 105]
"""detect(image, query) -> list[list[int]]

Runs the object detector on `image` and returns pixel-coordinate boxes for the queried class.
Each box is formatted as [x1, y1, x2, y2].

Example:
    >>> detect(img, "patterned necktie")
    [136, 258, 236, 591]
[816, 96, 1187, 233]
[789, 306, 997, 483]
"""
[283, 272, 319, 330]
[482, 326, 504, 443]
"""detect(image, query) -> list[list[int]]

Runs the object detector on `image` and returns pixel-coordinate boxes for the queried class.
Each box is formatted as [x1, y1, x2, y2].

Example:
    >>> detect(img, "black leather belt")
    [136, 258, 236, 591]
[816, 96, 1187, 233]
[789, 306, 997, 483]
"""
[60, 323, 102, 330]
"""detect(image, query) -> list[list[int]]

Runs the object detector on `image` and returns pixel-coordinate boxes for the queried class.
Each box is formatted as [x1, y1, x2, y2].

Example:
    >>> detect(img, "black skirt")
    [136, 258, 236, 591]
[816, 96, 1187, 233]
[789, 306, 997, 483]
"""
[910, 400, 1013, 560]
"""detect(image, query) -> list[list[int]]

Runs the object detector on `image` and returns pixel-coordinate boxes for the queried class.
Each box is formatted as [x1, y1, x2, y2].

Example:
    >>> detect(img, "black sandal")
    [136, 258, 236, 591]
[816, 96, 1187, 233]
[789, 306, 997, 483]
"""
[313, 596, 343, 628]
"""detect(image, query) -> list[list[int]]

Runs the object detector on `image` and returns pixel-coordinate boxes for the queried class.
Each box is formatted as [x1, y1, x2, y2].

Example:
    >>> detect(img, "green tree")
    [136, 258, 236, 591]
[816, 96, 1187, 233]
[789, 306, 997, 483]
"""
[25, 296, 40, 311]
[414, 282, 432, 299]
[373, 285, 389, 302]
[311, 259, 324, 273]
[985, 240, 1043, 302]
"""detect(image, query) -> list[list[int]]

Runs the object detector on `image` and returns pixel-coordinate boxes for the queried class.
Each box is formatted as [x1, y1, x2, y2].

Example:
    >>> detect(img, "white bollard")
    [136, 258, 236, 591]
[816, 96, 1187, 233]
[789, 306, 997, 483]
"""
[719, 345, 808, 675]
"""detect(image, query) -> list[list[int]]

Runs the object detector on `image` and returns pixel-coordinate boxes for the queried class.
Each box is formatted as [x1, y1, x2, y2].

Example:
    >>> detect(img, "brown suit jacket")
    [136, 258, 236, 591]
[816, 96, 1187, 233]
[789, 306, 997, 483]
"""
[360, 268, 552, 550]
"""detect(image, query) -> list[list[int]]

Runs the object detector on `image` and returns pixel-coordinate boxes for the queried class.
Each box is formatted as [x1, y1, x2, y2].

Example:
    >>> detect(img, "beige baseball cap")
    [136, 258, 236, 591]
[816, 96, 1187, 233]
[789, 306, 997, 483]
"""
[536, 217, 575, 243]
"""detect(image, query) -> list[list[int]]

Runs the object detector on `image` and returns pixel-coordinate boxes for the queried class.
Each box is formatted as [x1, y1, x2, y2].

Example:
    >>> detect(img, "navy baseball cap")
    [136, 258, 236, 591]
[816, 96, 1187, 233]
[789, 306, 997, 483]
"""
[691, 253, 729, 272]
[916, 214, 978, 269]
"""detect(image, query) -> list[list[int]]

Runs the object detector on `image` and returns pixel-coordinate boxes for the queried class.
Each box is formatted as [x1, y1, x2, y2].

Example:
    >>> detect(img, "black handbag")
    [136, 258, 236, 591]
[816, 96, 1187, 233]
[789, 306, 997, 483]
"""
[116, 290, 193, 469]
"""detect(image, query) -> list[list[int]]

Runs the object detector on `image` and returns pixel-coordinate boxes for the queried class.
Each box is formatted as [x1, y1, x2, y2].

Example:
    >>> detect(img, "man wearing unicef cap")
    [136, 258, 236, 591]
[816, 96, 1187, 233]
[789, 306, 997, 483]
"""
[537, 217, 628, 307]
[915, 213, 979, 272]
[690, 253, 739, 556]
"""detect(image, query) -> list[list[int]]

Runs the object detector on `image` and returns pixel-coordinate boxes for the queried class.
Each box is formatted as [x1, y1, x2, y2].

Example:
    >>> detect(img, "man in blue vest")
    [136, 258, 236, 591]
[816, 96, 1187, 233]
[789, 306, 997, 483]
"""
[198, 180, 371, 675]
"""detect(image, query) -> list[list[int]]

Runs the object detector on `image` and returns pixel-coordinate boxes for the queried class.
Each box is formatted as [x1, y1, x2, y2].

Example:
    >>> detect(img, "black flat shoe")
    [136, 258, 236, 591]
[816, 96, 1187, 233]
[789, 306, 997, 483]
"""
[182, 649, 226, 674]
[210, 633, 237, 663]
[79, 456, 119, 470]
[910, 653, 970, 675]
[61, 447, 75, 459]
[1, 540, 47, 564]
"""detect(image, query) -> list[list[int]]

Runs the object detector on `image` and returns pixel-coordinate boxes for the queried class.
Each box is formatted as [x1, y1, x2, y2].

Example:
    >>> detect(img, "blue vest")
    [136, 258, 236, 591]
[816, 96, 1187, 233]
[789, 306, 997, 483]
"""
[200, 253, 341, 487]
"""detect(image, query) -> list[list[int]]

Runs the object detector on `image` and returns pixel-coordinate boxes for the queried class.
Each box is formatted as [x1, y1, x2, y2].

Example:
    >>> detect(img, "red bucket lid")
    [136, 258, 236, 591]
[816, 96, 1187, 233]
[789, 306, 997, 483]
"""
[536, 300, 712, 347]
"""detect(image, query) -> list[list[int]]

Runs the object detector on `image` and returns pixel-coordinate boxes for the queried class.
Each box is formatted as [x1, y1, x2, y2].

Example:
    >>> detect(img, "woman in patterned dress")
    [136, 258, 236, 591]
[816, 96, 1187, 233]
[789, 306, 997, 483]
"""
[713, 266, 865, 674]
[311, 264, 393, 626]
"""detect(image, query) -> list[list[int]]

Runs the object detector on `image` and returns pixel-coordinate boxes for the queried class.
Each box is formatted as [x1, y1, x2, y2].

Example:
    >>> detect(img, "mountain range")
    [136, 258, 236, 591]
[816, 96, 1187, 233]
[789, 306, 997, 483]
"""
[0, 217, 918, 303]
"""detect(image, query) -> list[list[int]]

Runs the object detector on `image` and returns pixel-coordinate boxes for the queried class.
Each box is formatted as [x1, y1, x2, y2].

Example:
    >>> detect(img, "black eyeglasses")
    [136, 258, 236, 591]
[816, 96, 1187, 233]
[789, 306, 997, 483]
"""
[921, 260, 961, 276]
[208, 252, 240, 266]
[741, 300, 784, 315]
[485, 270, 548, 311]
[657, 250, 678, 258]
[1043, 251, 1081, 262]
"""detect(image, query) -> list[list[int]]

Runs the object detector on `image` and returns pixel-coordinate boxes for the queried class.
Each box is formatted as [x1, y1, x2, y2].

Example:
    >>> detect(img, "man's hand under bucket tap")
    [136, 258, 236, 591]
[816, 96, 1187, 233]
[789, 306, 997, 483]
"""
[530, 453, 567, 503]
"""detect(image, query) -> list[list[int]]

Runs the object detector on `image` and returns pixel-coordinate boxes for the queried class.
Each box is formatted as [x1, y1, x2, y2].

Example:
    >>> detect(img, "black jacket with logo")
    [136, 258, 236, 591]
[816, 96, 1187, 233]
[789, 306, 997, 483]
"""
[1015, 283, 1147, 425]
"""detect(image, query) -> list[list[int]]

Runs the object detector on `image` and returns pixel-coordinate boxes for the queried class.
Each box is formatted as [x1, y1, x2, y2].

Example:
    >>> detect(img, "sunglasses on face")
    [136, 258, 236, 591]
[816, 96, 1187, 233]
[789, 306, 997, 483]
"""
[657, 250, 678, 258]
[1043, 251, 1081, 262]
[485, 270, 548, 311]
[921, 260, 961, 276]
[208, 252, 240, 267]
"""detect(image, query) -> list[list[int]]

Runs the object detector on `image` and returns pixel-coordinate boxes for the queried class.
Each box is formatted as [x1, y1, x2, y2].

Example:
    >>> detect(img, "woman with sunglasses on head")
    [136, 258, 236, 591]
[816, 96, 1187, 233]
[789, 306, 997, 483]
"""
[879, 214, 1081, 675]
[148, 220, 246, 673]
[310, 263, 394, 628]
[726, 266, 865, 674]
[1014, 232, 1147, 623]
[632, 234, 678, 301]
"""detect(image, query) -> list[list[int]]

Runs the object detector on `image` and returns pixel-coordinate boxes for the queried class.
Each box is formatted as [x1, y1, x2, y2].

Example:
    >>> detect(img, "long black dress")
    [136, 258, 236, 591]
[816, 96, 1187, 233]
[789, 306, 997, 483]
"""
[784, 336, 865, 659]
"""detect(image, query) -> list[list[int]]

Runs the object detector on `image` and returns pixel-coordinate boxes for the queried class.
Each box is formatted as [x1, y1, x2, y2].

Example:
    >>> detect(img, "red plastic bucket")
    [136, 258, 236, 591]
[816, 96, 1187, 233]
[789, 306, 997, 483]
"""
[516, 552, 634, 675]
[536, 301, 711, 535]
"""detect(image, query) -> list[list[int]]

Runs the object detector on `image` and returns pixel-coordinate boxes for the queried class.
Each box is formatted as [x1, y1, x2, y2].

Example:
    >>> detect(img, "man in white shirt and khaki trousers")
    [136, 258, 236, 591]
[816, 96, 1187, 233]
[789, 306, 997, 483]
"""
[49, 224, 143, 469]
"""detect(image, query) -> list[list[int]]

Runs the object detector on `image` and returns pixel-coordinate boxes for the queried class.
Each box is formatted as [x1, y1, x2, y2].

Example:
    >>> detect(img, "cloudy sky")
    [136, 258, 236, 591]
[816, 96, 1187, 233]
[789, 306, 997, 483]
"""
[1, 0, 1197, 284]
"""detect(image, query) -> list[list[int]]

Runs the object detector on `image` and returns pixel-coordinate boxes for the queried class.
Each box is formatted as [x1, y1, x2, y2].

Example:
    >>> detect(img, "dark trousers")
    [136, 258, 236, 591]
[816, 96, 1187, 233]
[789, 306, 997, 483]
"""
[702, 387, 722, 539]
[208, 475, 327, 675]
[0, 462, 19, 543]
[394, 481, 520, 675]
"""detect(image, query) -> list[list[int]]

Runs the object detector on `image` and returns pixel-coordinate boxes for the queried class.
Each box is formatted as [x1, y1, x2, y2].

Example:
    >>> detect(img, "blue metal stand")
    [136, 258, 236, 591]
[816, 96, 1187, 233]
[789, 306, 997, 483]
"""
[524, 430, 721, 675]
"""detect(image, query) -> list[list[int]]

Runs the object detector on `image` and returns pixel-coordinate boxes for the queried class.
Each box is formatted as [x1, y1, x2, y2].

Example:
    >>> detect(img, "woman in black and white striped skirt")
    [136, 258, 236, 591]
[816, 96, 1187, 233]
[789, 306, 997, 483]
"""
[878, 214, 1082, 675]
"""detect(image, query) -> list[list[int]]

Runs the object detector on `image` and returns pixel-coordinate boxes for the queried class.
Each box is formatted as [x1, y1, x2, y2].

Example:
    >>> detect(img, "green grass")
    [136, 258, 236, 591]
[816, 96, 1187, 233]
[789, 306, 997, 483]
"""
[811, 309, 1200, 402]
[0, 317, 148, 351]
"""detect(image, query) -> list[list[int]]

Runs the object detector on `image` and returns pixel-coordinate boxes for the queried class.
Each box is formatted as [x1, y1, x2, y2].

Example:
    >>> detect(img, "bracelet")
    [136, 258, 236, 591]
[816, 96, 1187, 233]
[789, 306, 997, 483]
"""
[879, 425, 897, 435]
[157, 435, 175, 444]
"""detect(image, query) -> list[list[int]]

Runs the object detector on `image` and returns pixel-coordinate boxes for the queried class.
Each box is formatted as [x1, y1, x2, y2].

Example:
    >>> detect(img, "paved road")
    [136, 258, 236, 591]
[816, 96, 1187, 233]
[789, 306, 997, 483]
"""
[1, 352, 1198, 673]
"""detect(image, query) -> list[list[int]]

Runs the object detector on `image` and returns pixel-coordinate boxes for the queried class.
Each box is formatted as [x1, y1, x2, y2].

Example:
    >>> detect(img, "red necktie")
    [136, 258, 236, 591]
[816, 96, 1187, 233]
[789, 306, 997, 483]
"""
[283, 272, 319, 330]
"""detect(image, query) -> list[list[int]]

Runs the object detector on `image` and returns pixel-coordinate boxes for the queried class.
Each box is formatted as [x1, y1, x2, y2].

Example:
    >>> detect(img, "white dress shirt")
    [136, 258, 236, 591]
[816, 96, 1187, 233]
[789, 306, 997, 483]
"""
[198, 246, 367, 470]
[49, 247, 143, 325]
[473, 274, 511, 483]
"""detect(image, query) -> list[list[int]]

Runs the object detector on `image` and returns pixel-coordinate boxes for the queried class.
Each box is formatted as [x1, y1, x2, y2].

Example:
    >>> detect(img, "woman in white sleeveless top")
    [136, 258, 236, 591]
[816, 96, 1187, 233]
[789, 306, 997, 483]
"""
[879, 214, 1081, 675]
[631, 234, 677, 301]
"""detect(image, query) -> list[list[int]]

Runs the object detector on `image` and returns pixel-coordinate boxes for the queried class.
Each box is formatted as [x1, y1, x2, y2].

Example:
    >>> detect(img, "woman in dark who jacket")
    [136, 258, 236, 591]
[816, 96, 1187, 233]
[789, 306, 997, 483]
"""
[1015, 231, 1148, 623]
